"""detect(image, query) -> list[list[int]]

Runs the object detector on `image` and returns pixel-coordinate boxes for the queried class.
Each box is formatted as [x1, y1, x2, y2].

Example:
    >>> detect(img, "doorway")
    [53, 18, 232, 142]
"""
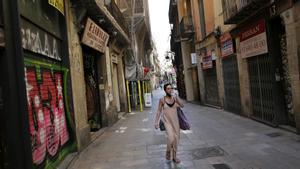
[204, 61, 221, 107]
[191, 67, 200, 101]
[83, 53, 102, 131]
[112, 63, 121, 112]
[270, 16, 295, 127]
[0, 51, 7, 169]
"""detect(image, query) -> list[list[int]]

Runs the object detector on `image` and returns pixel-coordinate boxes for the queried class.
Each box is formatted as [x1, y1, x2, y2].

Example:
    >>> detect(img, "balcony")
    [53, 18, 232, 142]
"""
[105, 0, 129, 36]
[169, 0, 177, 23]
[222, 0, 271, 24]
[179, 15, 194, 39]
[170, 28, 180, 51]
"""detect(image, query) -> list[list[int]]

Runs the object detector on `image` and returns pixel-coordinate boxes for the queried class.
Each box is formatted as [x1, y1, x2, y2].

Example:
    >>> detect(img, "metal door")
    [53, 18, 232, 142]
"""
[0, 67, 7, 169]
[204, 62, 221, 107]
[248, 54, 283, 126]
[223, 55, 242, 114]
[0, 85, 7, 169]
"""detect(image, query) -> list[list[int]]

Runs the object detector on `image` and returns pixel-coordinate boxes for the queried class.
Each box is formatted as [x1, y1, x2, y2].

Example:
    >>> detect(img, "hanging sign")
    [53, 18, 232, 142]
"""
[240, 19, 268, 58]
[82, 18, 109, 53]
[48, 0, 65, 15]
[191, 53, 197, 65]
[202, 53, 212, 70]
[220, 33, 234, 57]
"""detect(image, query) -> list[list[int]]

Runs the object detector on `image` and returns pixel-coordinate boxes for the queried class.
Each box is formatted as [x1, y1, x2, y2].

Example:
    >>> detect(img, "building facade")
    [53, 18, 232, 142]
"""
[169, 0, 200, 101]
[170, 0, 300, 133]
[0, 0, 155, 169]
[222, 0, 300, 132]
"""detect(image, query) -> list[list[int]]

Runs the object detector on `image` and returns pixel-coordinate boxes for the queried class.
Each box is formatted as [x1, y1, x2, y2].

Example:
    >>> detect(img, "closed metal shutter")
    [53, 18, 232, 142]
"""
[223, 56, 242, 114]
[204, 62, 221, 107]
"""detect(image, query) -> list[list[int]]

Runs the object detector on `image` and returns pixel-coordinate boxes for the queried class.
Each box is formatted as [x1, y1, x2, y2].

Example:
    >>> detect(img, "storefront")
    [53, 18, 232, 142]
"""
[22, 7, 75, 169]
[201, 49, 221, 107]
[81, 18, 109, 130]
[239, 18, 288, 126]
[220, 33, 242, 114]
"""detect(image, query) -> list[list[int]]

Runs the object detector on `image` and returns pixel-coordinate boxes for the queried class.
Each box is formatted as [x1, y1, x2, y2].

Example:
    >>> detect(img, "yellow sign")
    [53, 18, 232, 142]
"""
[48, 0, 65, 15]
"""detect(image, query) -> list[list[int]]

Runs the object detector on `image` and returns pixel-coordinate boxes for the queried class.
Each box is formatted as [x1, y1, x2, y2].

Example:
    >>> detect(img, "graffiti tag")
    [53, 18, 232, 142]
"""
[25, 67, 69, 165]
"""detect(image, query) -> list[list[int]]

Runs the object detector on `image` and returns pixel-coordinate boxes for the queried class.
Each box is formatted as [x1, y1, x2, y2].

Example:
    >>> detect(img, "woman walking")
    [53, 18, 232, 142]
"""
[154, 83, 184, 163]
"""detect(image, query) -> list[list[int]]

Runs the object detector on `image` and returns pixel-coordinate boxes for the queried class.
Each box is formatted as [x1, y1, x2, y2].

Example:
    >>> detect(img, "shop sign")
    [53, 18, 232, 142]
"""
[20, 19, 62, 60]
[82, 18, 109, 53]
[220, 33, 234, 57]
[191, 53, 197, 65]
[48, 0, 64, 15]
[202, 53, 212, 70]
[240, 19, 268, 58]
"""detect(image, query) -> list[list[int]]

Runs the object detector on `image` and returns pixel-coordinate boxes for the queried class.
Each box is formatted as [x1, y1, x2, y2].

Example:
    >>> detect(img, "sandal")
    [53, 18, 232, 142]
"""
[173, 158, 181, 163]
[172, 151, 181, 163]
[166, 150, 171, 160]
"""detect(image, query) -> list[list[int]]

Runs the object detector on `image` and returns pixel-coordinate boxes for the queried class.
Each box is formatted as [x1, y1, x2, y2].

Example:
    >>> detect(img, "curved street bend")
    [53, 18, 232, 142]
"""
[69, 90, 300, 169]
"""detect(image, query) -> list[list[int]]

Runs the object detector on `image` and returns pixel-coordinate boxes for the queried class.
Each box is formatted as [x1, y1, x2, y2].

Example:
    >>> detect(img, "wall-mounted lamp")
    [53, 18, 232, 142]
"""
[99, 18, 105, 24]
[213, 26, 221, 39]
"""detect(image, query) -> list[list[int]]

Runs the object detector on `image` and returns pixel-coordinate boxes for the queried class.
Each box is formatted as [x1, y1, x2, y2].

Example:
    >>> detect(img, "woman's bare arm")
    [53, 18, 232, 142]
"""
[154, 98, 163, 128]
[175, 96, 184, 108]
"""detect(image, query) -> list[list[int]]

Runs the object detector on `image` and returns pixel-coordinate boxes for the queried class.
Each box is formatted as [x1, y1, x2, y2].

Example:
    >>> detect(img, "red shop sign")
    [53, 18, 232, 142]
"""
[239, 19, 268, 58]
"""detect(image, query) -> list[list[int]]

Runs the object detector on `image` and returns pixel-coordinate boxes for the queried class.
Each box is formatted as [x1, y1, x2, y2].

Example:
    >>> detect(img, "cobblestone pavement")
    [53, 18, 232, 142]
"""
[69, 89, 300, 169]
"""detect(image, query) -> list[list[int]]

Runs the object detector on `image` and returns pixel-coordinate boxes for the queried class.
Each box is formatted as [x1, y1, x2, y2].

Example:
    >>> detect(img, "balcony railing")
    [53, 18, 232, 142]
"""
[222, 0, 271, 24]
[106, 0, 129, 36]
[169, 0, 177, 23]
[179, 15, 194, 39]
[170, 28, 180, 51]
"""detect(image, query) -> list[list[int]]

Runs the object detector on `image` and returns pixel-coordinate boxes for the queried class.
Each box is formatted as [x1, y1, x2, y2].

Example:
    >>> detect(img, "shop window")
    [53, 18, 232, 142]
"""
[18, 0, 63, 38]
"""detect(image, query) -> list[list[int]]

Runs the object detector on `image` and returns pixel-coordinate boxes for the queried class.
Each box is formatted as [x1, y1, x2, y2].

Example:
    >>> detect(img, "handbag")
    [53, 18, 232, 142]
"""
[177, 107, 190, 130]
[159, 119, 165, 131]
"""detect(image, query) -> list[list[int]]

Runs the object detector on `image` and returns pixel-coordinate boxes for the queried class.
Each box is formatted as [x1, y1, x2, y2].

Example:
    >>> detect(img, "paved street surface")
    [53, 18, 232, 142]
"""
[69, 89, 300, 169]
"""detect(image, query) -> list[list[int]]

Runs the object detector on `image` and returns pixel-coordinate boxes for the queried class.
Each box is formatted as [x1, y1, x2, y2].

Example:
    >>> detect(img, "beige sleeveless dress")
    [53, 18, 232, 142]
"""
[162, 97, 180, 154]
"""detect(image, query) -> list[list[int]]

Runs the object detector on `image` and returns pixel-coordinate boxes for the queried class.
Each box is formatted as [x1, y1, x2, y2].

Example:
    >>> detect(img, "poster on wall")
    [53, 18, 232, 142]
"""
[239, 19, 268, 58]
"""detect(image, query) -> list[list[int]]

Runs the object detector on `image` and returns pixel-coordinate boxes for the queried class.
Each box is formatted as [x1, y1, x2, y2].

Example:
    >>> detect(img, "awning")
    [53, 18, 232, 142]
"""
[124, 50, 138, 81]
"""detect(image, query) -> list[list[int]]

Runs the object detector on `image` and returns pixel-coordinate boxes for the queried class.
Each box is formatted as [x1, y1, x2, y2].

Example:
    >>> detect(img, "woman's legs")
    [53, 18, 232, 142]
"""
[166, 129, 180, 163]
[165, 123, 180, 163]
[172, 134, 180, 163]
[165, 124, 174, 160]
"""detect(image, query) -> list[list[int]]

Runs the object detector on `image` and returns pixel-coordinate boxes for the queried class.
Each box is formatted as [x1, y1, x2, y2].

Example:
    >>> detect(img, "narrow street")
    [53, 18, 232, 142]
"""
[69, 90, 300, 169]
